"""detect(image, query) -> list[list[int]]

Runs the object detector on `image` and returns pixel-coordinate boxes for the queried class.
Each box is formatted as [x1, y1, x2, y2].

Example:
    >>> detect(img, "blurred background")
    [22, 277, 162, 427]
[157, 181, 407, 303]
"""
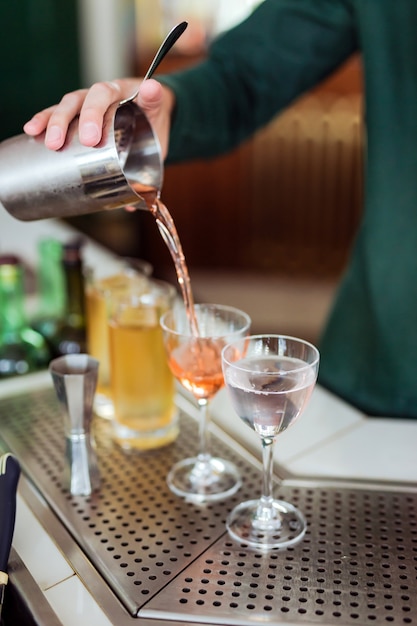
[0, 0, 364, 342]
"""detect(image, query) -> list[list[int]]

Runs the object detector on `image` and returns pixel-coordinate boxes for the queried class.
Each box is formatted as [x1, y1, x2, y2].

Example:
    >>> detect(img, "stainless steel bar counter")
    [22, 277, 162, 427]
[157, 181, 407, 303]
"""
[0, 210, 416, 625]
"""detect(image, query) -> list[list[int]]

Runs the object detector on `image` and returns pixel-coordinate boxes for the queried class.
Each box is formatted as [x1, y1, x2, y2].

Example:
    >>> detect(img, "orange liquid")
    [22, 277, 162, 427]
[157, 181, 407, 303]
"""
[167, 339, 226, 401]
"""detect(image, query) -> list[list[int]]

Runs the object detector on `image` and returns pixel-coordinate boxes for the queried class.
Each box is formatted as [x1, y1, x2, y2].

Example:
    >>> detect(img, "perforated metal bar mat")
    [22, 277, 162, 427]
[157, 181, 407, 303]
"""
[0, 387, 416, 625]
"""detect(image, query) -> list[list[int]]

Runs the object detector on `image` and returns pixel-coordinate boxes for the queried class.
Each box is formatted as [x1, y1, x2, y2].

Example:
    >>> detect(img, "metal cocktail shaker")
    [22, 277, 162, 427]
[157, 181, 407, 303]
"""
[0, 100, 163, 221]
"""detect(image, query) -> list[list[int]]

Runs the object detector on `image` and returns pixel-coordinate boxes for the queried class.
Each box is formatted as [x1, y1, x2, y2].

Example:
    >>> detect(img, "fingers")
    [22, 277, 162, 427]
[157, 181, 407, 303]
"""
[24, 89, 89, 149]
[23, 81, 126, 150]
[23, 105, 58, 136]
[78, 81, 124, 147]
[22, 79, 168, 153]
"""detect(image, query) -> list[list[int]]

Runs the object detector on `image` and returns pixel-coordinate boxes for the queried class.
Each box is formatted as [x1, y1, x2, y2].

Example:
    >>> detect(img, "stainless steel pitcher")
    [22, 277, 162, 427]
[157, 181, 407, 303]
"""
[0, 100, 163, 221]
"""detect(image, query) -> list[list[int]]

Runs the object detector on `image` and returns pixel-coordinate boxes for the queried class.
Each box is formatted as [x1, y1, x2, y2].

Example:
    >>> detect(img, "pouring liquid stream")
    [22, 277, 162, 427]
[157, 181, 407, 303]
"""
[152, 199, 224, 399]
[152, 200, 200, 338]
[133, 184, 199, 337]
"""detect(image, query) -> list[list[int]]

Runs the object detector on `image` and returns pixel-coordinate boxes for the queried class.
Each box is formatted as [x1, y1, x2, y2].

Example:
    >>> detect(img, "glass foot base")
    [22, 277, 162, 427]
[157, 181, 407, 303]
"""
[226, 498, 306, 550]
[112, 416, 179, 451]
[167, 456, 241, 503]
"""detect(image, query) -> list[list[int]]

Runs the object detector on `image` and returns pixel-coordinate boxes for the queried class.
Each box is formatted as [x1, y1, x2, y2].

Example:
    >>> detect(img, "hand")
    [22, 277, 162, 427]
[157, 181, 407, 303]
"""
[23, 78, 174, 159]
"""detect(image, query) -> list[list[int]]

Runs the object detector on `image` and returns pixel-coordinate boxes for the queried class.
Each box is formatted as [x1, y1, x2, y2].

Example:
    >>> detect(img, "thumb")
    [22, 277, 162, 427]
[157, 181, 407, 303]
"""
[137, 79, 164, 121]
[136, 78, 173, 159]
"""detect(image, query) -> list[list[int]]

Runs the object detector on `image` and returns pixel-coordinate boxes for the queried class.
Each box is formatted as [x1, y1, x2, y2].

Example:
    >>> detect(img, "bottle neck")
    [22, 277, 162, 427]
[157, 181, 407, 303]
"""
[63, 253, 86, 331]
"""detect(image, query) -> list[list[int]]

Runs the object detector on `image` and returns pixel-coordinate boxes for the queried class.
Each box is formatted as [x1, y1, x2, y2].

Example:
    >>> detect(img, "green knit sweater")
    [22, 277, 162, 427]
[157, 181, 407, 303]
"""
[160, 0, 417, 418]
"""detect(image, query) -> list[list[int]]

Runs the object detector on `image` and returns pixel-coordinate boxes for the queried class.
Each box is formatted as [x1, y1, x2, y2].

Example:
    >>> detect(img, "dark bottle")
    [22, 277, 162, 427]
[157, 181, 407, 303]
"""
[0, 255, 50, 377]
[50, 239, 87, 356]
[31, 238, 66, 352]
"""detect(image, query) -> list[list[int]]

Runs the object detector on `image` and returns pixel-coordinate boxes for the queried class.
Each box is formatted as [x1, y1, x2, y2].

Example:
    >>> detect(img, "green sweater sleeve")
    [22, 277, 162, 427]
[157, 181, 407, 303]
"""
[159, 0, 357, 163]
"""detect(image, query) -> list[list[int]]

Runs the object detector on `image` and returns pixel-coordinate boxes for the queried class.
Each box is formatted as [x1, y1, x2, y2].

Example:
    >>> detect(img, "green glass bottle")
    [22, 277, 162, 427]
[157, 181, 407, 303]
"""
[0, 255, 50, 377]
[50, 239, 87, 356]
[31, 238, 66, 355]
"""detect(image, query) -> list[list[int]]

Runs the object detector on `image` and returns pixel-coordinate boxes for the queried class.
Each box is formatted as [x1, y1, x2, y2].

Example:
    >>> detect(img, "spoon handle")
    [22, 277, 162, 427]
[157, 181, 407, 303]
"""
[144, 21, 188, 80]
[120, 21, 188, 105]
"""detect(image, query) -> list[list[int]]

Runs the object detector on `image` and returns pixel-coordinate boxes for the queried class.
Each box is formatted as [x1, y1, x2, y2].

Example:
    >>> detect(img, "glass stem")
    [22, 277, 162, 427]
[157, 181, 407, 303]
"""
[197, 398, 211, 463]
[257, 437, 277, 523]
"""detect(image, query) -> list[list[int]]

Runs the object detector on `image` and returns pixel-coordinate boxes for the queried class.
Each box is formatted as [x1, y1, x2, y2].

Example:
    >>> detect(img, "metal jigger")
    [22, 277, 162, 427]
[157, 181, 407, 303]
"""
[49, 354, 100, 496]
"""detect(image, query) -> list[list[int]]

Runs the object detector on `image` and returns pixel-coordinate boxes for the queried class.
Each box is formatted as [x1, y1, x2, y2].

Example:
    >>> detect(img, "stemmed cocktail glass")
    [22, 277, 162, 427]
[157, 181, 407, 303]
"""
[222, 334, 319, 549]
[160, 303, 251, 502]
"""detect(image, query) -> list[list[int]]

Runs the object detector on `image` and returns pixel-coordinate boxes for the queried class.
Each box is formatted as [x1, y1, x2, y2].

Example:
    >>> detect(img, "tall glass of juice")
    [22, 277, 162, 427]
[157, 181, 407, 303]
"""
[85, 259, 152, 418]
[109, 279, 179, 450]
